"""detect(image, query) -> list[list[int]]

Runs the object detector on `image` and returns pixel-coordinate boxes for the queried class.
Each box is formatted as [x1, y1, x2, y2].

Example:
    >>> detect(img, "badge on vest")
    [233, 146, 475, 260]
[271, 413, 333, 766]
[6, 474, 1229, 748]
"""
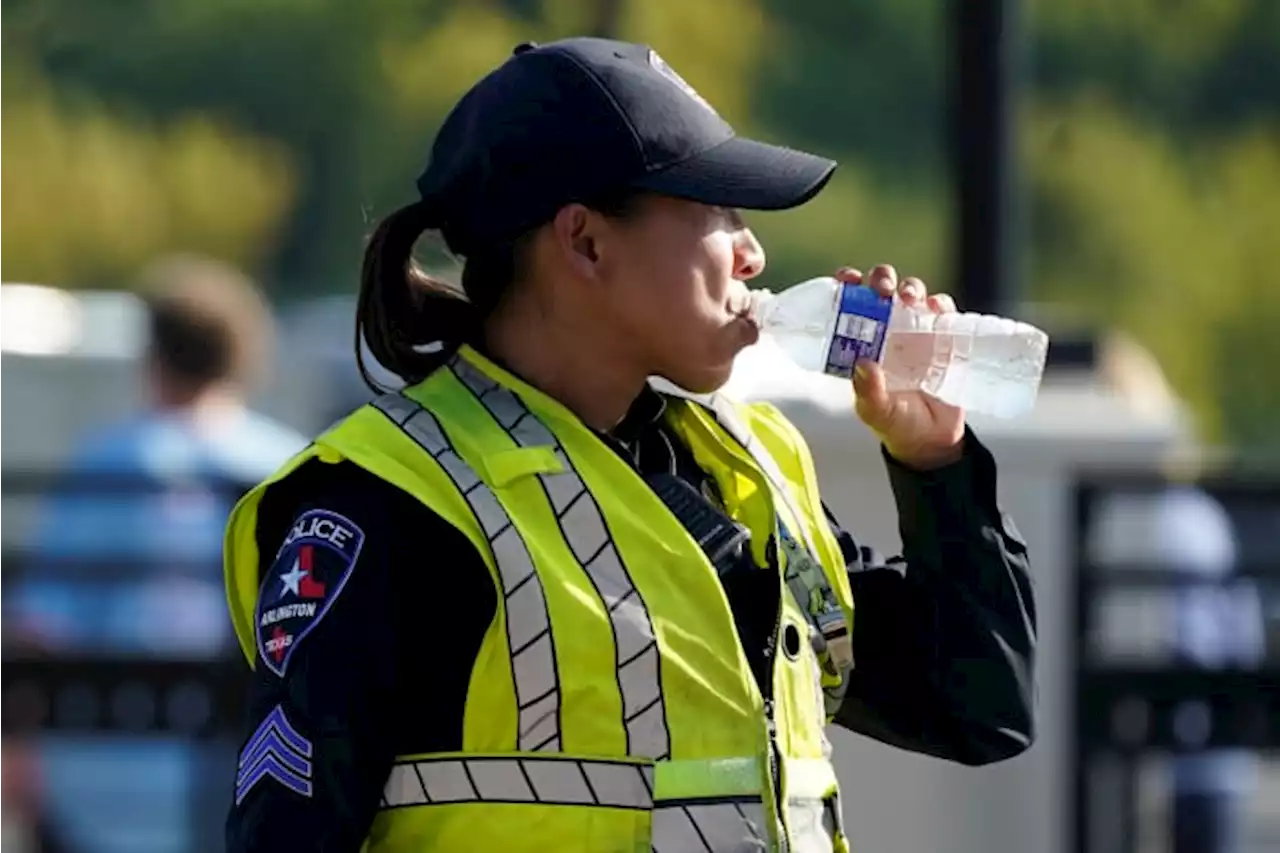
[256, 509, 365, 677]
[778, 526, 854, 676]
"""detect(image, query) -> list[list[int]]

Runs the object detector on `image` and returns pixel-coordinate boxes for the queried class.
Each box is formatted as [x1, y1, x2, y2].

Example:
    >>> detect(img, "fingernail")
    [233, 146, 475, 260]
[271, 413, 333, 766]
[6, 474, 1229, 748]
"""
[854, 362, 868, 379]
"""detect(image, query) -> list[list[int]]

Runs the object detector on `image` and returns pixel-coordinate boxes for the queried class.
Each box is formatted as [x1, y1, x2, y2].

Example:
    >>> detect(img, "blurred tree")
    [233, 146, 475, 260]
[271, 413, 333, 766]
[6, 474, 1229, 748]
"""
[618, 0, 768, 123]
[3, 0, 1279, 446]
[733, 0, 954, 291]
[1028, 0, 1279, 132]
[753, 0, 947, 178]
[1024, 97, 1280, 444]
[3, 0, 436, 293]
[586, 0, 623, 37]
[1, 63, 295, 288]
[1198, 130, 1280, 447]
[1189, 0, 1280, 129]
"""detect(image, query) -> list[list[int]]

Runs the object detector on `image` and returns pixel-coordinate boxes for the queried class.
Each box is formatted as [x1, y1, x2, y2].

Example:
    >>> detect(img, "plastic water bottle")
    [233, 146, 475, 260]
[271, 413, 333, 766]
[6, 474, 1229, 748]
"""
[747, 276, 1050, 418]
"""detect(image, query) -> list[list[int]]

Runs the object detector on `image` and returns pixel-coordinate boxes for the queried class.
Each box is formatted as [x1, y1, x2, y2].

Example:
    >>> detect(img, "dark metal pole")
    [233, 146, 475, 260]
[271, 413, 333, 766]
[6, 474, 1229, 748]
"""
[1070, 482, 1092, 853]
[951, 0, 1018, 315]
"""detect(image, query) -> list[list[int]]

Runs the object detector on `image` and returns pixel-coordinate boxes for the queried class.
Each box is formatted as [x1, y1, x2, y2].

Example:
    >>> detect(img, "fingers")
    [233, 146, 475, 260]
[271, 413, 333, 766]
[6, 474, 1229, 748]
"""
[864, 265, 926, 307]
[927, 293, 957, 314]
[851, 358, 890, 421]
[863, 264, 897, 298]
[847, 265, 954, 313]
[834, 266, 863, 284]
[899, 276, 927, 307]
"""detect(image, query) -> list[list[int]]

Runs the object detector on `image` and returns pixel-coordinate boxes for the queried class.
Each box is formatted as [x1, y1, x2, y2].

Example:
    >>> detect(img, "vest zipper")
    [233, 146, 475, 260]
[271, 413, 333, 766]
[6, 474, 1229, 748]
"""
[660, 401, 791, 850]
[762, 586, 788, 853]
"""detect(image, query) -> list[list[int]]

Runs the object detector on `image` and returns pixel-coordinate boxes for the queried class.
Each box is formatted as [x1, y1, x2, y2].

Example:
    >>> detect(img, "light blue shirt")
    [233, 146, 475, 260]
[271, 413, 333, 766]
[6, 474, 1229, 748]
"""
[14, 407, 307, 656]
[11, 406, 307, 853]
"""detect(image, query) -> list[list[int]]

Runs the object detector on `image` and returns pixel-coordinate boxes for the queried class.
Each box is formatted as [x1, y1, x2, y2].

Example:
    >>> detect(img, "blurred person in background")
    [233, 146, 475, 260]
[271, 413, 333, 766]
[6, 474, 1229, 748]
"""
[223, 37, 1036, 852]
[7, 255, 308, 853]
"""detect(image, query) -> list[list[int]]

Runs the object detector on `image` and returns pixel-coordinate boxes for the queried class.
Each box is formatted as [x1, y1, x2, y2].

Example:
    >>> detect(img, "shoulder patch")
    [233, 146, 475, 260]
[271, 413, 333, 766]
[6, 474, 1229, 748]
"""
[256, 508, 365, 676]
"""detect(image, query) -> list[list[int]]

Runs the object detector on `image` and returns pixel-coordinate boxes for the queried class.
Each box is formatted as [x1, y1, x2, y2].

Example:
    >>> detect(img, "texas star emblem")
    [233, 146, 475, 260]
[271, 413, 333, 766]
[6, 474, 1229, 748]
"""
[277, 545, 327, 600]
[255, 508, 365, 677]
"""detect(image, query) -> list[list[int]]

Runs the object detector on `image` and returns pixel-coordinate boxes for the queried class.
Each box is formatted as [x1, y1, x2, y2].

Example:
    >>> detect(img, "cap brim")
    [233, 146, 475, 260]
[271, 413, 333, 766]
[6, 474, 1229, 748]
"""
[631, 136, 836, 211]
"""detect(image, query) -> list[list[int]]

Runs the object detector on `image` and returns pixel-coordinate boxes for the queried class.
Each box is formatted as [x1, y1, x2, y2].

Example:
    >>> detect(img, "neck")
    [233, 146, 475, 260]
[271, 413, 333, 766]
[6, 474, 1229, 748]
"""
[153, 381, 246, 431]
[482, 299, 647, 433]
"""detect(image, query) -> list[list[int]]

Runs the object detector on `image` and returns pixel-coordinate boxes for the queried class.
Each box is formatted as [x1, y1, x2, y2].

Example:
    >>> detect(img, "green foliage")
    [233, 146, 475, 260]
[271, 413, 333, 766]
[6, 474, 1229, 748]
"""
[2, 0, 1277, 446]
[1024, 97, 1280, 442]
[745, 172, 951, 294]
[1, 63, 296, 289]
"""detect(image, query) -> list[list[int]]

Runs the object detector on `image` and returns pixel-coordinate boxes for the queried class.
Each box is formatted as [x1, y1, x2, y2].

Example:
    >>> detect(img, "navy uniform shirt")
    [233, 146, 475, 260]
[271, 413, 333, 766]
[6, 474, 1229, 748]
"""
[227, 388, 1037, 852]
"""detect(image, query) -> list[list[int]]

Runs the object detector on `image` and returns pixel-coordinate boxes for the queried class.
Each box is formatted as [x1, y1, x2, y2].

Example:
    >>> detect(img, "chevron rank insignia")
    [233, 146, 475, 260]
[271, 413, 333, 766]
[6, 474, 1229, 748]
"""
[256, 508, 365, 677]
[236, 705, 314, 804]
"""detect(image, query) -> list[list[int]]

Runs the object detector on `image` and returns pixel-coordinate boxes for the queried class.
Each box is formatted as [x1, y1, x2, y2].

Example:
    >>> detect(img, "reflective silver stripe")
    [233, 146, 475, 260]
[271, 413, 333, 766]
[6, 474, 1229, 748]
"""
[451, 358, 672, 760]
[380, 756, 655, 810]
[382, 753, 789, 851]
[652, 793, 839, 853]
[651, 800, 771, 853]
[373, 394, 561, 752]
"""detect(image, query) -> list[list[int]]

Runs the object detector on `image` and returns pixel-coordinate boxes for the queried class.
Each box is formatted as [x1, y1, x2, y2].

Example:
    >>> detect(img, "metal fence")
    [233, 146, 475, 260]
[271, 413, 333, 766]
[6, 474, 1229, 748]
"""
[2, 472, 254, 853]
[1069, 471, 1280, 853]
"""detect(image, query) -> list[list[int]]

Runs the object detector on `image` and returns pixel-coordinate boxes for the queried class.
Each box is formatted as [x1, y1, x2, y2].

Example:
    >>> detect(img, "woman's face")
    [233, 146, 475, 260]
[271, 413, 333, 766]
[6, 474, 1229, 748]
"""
[593, 194, 767, 393]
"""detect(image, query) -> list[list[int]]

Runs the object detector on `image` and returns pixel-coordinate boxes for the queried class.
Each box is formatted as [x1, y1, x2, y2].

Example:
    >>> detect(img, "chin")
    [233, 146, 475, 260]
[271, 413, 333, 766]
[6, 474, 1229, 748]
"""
[662, 363, 734, 396]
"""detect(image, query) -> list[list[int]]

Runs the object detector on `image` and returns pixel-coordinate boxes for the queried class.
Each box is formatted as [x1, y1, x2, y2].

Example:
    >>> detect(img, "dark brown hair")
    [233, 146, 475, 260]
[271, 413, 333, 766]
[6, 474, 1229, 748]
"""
[355, 189, 649, 393]
[137, 254, 272, 391]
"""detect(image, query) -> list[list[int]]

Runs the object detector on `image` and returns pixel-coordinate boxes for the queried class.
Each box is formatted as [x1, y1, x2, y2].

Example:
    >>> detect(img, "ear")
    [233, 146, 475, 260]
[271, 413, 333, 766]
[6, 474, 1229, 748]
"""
[549, 203, 608, 281]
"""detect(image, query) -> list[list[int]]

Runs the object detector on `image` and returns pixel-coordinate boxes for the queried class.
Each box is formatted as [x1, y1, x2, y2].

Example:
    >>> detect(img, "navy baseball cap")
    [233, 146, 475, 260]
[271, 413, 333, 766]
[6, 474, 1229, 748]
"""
[417, 37, 837, 257]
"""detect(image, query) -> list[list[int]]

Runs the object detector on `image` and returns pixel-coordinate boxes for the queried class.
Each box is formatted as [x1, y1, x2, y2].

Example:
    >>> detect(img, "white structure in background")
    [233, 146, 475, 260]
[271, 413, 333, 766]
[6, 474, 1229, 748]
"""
[1, 283, 149, 359]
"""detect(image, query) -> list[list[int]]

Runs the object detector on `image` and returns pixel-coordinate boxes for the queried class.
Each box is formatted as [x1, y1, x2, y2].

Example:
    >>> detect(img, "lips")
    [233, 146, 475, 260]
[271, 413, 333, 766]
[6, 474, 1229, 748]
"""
[727, 291, 756, 325]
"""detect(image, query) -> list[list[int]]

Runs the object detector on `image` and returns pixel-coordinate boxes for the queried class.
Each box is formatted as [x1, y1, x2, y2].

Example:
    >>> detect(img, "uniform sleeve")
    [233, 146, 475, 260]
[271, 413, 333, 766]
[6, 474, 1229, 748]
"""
[225, 465, 411, 852]
[829, 428, 1037, 766]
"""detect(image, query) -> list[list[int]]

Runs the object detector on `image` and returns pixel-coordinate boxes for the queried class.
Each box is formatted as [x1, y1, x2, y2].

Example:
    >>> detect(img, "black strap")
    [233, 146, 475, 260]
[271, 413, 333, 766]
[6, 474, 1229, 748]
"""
[644, 472, 752, 576]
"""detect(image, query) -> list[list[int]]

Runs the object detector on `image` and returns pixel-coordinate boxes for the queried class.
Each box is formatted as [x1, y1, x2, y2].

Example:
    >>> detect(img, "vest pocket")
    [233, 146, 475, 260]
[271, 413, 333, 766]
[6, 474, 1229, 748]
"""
[376, 754, 660, 852]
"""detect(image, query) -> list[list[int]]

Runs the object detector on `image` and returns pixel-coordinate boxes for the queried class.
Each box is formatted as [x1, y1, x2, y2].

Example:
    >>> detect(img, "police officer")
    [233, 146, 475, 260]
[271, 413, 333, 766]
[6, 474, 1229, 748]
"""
[225, 37, 1036, 853]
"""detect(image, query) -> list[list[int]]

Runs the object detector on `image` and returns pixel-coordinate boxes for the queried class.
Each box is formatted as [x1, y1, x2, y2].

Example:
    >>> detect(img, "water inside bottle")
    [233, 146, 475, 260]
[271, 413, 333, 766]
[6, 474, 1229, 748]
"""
[881, 312, 1047, 417]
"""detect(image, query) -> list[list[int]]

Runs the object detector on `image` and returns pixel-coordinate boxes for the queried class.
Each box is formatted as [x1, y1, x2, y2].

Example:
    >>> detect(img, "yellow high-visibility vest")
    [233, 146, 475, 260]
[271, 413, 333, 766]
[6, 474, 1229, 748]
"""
[225, 346, 856, 852]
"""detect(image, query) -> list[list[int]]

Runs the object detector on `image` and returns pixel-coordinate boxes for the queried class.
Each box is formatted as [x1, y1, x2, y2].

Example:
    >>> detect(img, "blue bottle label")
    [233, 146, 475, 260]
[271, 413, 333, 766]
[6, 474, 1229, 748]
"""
[823, 284, 893, 378]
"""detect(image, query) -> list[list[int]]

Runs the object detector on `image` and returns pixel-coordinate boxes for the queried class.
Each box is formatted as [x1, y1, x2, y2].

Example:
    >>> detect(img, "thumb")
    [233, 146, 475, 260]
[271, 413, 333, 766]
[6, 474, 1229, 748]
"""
[852, 358, 891, 423]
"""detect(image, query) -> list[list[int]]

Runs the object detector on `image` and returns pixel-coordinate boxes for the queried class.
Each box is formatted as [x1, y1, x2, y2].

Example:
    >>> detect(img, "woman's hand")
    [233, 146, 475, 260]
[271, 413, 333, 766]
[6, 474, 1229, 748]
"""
[836, 265, 966, 471]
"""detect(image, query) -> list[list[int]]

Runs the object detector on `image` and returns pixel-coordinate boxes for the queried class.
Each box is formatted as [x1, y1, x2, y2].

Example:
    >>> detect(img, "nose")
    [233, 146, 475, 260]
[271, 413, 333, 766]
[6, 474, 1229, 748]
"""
[733, 227, 766, 282]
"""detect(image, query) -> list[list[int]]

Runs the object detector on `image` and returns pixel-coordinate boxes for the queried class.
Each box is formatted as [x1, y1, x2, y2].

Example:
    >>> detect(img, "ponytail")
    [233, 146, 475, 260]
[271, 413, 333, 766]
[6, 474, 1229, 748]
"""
[355, 202, 483, 392]
[356, 187, 648, 393]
